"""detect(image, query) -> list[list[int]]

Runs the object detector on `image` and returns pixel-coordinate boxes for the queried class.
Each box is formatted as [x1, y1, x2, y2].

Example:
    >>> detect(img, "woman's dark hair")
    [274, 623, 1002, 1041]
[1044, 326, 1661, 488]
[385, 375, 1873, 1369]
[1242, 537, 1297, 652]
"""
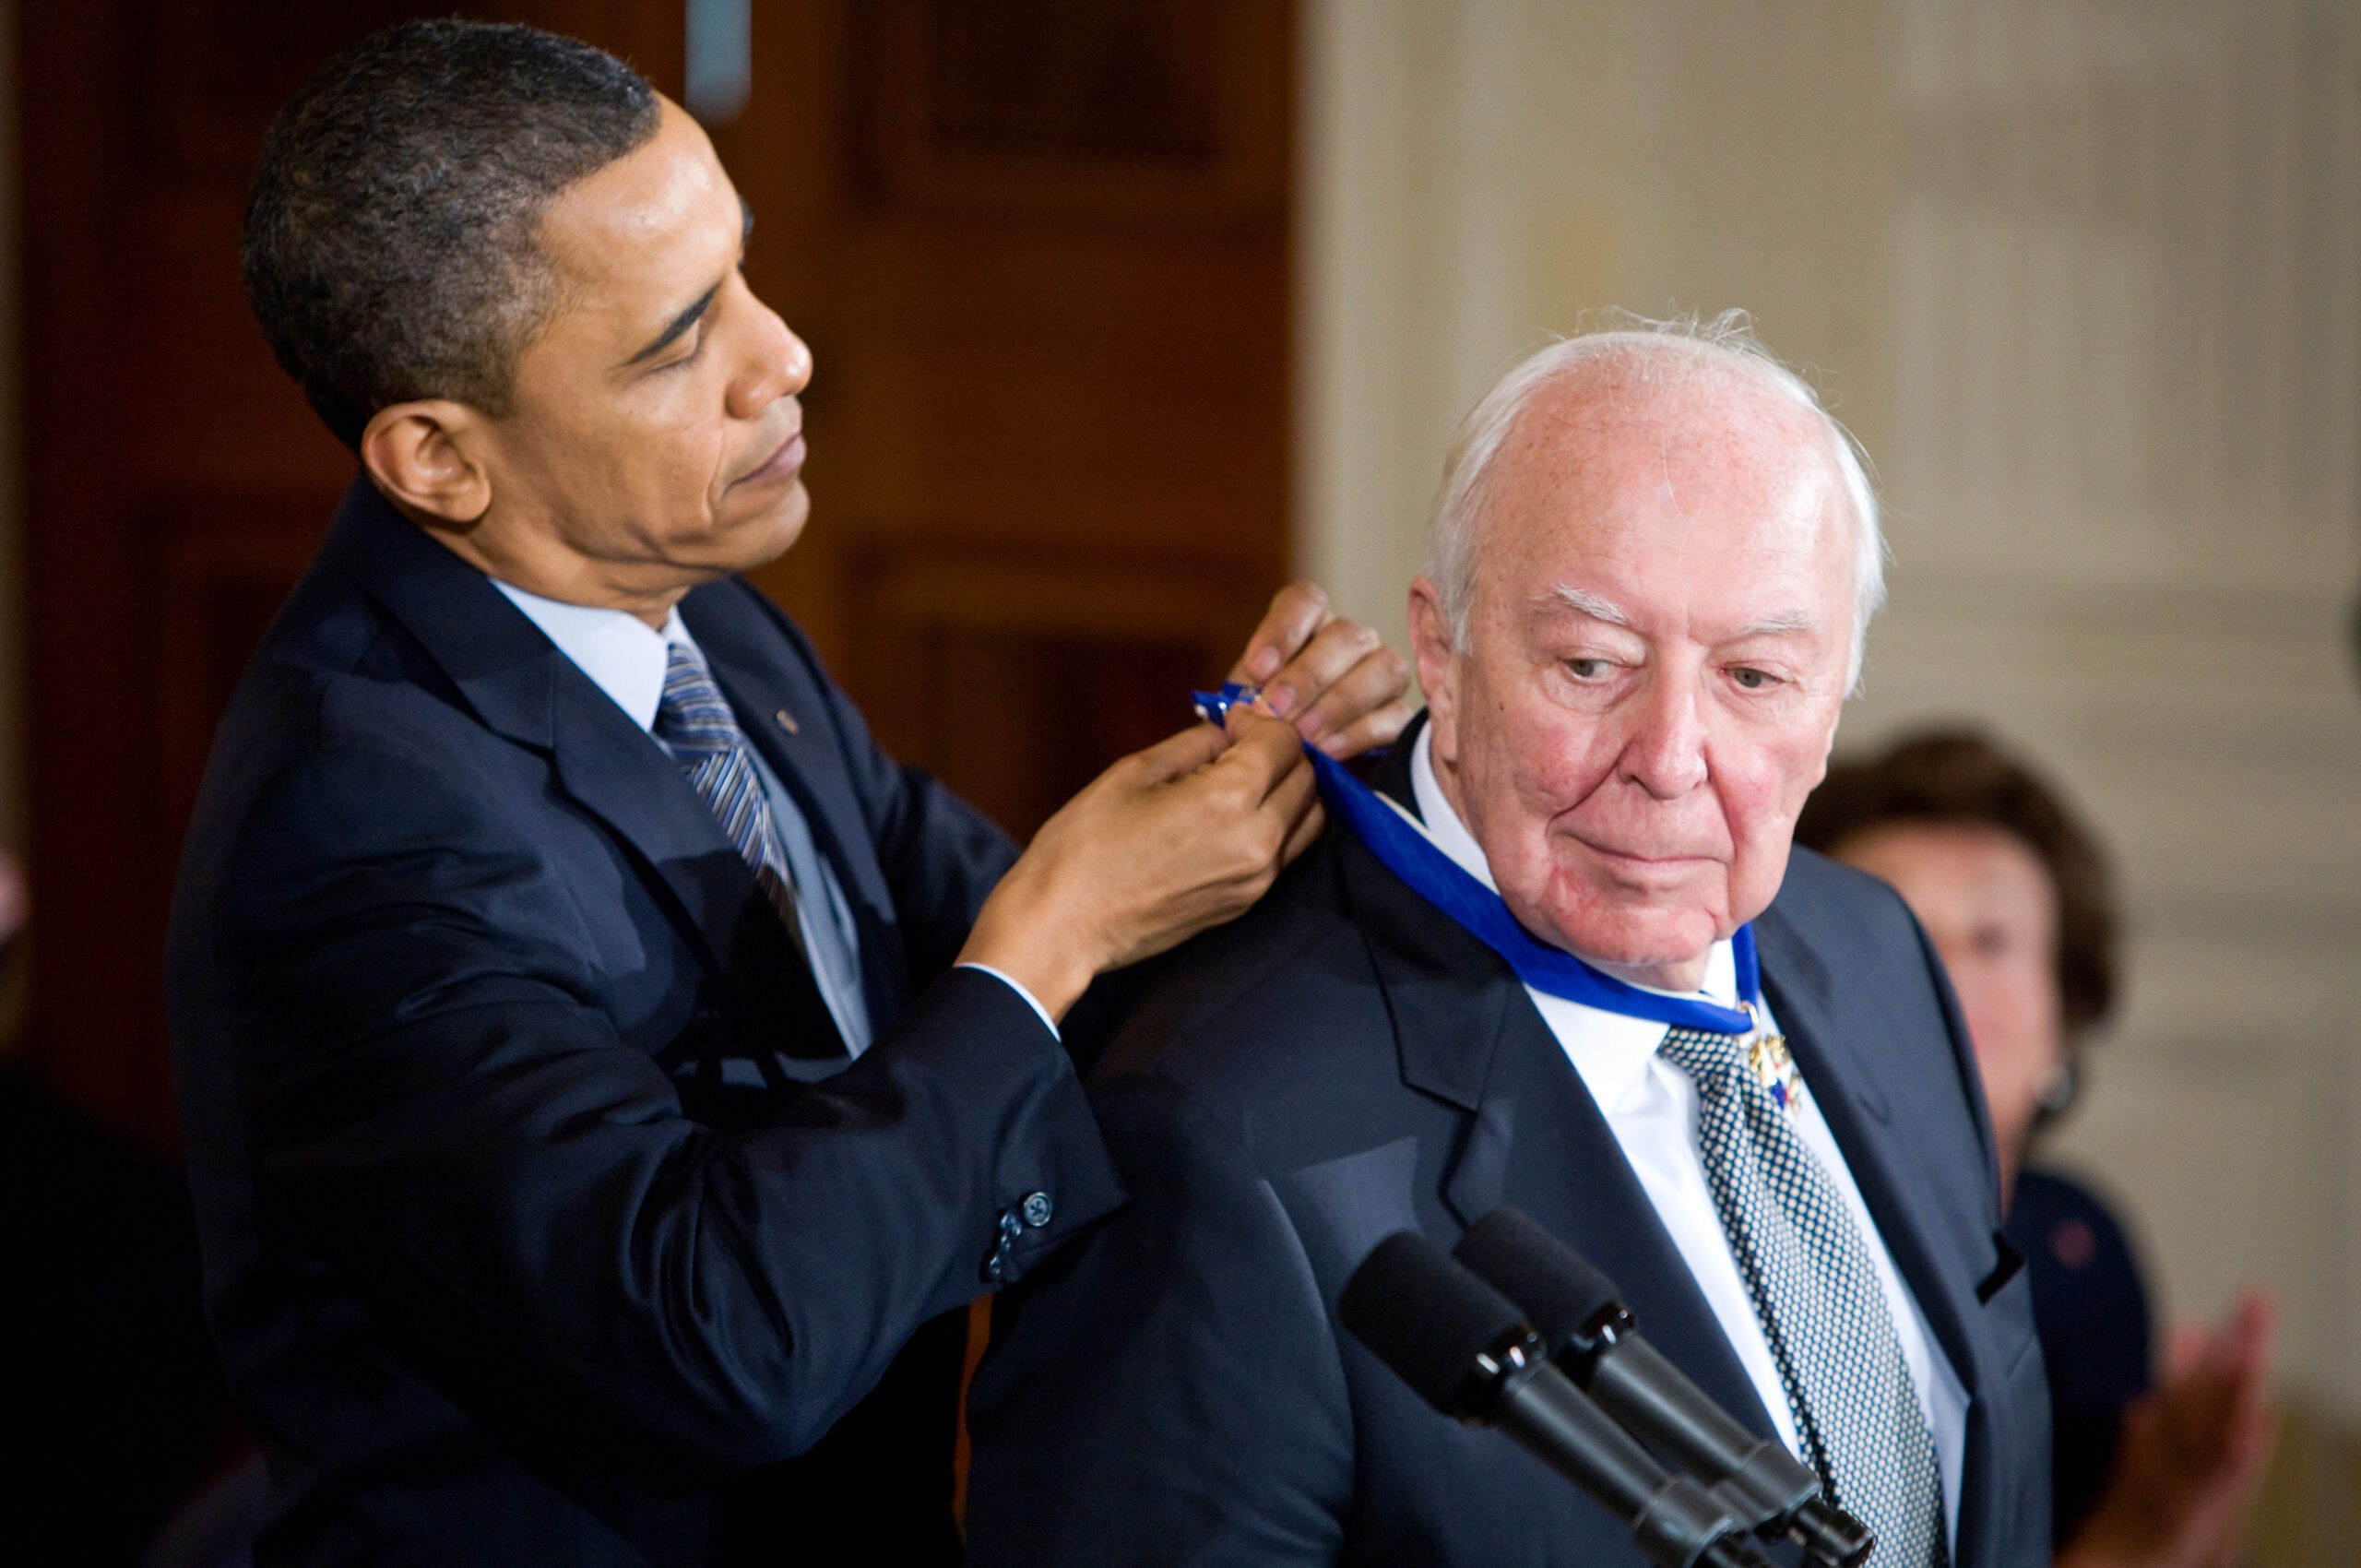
[1796, 728, 2118, 1039]
[242, 19, 660, 449]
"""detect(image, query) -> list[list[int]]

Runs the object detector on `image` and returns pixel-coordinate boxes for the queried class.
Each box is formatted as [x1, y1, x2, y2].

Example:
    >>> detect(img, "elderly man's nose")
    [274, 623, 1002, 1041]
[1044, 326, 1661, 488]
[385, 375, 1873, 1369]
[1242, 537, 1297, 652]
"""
[1620, 681, 1709, 799]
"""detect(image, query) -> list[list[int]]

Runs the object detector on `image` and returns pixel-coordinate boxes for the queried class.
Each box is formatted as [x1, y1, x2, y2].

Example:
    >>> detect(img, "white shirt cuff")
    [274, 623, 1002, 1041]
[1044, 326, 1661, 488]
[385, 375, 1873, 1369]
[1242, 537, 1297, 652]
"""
[955, 962, 1062, 1040]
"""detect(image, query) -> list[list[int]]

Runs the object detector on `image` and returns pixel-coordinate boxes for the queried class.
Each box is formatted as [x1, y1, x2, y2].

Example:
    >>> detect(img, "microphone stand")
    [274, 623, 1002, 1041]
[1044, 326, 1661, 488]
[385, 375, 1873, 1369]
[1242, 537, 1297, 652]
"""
[1452, 1206, 1875, 1568]
[1340, 1230, 1777, 1568]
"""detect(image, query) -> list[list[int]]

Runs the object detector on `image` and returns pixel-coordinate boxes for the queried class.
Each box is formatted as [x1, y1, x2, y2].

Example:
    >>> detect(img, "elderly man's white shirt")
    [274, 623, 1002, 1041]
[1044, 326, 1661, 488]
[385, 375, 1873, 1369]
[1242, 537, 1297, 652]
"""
[1408, 727, 1964, 1547]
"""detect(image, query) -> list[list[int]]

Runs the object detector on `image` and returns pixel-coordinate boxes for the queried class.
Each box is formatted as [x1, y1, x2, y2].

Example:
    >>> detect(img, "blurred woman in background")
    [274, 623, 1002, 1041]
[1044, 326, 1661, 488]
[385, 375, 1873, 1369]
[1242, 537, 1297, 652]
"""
[1799, 731, 2277, 1568]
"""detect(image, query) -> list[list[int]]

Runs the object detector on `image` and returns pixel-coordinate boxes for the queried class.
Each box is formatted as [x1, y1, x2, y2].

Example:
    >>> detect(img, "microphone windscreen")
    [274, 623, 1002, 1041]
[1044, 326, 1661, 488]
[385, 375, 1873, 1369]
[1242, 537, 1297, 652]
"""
[1453, 1206, 1621, 1348]
[1338, 1229, 1528, 1417]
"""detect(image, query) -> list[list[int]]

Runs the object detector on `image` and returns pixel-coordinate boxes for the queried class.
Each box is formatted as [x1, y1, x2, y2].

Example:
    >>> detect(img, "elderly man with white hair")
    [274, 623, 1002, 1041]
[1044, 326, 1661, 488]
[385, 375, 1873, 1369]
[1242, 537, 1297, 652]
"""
[966, 318, 2049, 1568]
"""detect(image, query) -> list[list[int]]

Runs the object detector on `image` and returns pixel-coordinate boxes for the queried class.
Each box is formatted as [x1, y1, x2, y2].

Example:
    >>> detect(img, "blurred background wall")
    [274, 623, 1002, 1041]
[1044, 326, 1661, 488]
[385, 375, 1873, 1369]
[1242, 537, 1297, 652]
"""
[1299, 1, 2361, 1556]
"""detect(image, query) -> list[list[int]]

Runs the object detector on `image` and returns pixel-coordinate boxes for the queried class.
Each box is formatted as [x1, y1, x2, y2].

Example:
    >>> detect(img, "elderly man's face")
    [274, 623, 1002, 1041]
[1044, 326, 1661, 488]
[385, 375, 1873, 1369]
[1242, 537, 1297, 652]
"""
[1412, 371, 1857, 990]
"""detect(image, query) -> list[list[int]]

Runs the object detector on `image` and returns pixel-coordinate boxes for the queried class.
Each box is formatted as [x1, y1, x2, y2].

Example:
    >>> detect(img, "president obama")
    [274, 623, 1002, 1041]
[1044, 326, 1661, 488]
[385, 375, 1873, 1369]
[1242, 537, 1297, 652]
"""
[168, 21, 1407, 1567]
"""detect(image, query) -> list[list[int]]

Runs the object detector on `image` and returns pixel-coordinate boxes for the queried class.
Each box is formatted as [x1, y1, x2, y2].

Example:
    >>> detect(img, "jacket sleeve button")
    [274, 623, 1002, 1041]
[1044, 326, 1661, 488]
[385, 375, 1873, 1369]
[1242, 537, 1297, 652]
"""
[1020, 1192, 1054, 1229]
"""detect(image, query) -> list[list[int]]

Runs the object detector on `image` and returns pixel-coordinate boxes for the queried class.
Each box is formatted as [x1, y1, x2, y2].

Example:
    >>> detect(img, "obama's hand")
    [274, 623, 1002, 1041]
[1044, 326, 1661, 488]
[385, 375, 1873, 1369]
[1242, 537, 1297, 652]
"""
[1230, 581, 1413, 760]
[959, 706, 1322, 1022]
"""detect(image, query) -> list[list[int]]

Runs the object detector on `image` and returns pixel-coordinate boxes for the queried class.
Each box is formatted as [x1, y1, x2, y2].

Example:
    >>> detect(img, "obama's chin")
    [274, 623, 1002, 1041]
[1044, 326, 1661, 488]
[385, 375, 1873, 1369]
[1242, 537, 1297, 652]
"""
[706, 481, 810, 573]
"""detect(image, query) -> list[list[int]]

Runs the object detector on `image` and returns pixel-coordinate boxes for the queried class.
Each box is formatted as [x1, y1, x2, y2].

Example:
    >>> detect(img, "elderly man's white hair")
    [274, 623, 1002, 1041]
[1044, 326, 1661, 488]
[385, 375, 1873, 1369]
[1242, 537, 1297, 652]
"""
[1422, 312, 1887, 692]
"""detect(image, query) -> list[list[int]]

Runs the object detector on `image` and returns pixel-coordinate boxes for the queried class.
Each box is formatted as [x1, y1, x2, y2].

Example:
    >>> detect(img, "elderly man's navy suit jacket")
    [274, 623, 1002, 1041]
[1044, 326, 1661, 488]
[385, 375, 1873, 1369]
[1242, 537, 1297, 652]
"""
[967, 726, 2050, 1567]
[167, 477, 1122, 1566]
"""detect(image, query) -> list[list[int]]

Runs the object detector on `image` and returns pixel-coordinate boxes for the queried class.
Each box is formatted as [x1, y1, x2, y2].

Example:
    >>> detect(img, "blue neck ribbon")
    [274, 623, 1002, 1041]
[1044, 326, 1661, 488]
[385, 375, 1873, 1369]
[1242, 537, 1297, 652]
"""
[1195, 684, 1761, 1036]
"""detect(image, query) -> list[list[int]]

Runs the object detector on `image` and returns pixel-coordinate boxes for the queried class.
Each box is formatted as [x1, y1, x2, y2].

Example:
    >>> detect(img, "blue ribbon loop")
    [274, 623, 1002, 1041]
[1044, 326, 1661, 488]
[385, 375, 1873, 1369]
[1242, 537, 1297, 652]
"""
[1195, 683, 1760, 1036]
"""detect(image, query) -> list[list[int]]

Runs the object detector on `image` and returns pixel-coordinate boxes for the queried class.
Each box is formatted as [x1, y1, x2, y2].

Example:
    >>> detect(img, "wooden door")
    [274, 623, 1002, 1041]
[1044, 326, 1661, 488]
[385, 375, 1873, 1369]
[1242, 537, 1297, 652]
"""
[723, 1, 1291, 829]
[18, 0, 1292, 1147]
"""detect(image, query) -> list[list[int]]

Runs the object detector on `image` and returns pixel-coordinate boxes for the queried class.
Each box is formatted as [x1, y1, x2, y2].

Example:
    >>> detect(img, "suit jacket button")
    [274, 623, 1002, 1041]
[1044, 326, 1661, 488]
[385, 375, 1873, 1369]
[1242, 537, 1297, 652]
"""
[1020, 1192, 1054, 1229]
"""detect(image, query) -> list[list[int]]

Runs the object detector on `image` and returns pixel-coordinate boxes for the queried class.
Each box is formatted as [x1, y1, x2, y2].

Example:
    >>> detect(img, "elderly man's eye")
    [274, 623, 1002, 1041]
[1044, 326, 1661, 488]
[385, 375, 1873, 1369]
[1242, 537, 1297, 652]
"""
[1565, 658, 1610, 680]
[1731, 666, 1775, 691]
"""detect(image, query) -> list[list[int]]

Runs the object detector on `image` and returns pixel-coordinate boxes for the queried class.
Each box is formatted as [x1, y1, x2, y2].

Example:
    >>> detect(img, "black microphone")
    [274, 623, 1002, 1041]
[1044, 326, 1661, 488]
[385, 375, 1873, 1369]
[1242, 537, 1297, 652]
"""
[1453, 1206, 1874, 1568]
[1338, 1230, 1775, 1568]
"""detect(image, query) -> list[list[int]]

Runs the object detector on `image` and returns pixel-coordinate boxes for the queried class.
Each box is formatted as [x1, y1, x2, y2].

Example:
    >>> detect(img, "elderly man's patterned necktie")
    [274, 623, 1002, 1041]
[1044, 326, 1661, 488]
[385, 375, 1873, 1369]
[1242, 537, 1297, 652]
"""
[1658, 1025, 1947, 1567]
[655, 640, 803, 950]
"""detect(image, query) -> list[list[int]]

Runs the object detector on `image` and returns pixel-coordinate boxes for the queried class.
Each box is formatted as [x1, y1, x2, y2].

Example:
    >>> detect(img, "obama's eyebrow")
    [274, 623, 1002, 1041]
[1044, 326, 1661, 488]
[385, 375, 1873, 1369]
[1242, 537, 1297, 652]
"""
[624, 284, 718, 368]
[623, 198, 756, 368]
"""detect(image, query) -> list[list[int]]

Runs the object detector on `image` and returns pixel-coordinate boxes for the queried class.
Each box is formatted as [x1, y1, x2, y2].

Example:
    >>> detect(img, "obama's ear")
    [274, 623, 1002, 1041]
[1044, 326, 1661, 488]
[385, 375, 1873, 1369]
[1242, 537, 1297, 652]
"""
[359, 400, 493, 528]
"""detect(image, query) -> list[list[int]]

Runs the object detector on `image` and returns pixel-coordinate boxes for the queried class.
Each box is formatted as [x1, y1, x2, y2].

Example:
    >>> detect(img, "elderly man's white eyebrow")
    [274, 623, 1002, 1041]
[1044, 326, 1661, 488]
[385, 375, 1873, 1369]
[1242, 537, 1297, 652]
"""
[1735, 610, 1821, 637]
[1547, 586, 1635, 626]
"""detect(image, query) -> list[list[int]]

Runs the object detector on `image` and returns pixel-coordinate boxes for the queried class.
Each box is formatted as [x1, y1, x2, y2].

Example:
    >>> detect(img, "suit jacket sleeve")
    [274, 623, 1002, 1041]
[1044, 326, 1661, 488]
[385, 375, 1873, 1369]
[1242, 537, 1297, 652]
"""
[207, 727, 1119, 1484]
[964, 1072, 1355, 1567]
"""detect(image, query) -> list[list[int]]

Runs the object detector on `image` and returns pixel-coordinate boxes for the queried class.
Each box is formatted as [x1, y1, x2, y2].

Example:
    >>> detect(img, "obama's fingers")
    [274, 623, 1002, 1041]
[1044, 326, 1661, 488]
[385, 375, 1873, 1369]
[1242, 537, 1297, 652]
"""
[1213, 707, 1316, 803]
[1290, 635, 1412, 750]
[1228, 581, 1331, 687]
[1319, 698, 1418, 761]
[1128, 715, 1235, 786]
[1258, 616, 1382, 727]
[1257, 739, 1320, 826]
[1275, 786, 1326, 866]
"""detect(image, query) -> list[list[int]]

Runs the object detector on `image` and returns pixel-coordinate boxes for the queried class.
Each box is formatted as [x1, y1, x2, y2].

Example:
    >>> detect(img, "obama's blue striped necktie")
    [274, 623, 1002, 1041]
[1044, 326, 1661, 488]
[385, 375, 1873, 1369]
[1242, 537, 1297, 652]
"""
[654, 640, 802, 949]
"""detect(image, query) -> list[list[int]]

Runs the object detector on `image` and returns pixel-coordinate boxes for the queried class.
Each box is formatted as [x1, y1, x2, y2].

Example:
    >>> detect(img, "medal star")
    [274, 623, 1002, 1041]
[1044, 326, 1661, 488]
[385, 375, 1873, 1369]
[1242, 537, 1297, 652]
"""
[1746, 1029, 1804, 1113]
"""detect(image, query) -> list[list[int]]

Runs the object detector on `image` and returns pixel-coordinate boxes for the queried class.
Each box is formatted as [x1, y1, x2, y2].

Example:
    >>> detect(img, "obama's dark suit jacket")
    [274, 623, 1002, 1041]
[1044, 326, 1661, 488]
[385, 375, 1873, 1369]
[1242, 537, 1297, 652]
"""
[167, 476, 1123, 1566]
[967, 724, 2049, 1567]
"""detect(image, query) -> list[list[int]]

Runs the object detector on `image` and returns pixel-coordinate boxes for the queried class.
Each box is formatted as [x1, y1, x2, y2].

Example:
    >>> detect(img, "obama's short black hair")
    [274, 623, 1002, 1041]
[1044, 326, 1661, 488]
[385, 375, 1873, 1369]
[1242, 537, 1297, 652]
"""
[242, 18, 660, 449]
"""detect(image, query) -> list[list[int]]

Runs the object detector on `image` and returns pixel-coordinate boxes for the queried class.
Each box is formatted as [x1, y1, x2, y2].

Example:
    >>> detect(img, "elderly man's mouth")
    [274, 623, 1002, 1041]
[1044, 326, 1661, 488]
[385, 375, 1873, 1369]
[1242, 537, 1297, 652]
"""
[1572, 837, 1718, 875]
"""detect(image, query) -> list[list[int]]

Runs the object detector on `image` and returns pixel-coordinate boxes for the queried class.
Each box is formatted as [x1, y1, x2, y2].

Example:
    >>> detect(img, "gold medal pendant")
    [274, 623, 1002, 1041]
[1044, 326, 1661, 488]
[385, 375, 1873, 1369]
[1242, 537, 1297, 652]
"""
[1739, 1002, 1804, 1113]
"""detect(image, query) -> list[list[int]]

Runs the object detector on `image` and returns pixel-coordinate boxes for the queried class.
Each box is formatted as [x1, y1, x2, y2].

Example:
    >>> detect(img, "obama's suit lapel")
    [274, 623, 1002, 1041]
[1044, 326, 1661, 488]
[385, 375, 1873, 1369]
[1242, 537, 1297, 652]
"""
[322, 475, 846, 1059]
[684, 586, 913, 1022]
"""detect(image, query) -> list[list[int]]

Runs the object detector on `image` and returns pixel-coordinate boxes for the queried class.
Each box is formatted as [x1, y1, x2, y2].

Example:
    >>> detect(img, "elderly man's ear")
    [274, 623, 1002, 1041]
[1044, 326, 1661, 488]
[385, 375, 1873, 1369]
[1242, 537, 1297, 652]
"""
[1407, 576, 1460, 753]
[362, 401, 495, 527]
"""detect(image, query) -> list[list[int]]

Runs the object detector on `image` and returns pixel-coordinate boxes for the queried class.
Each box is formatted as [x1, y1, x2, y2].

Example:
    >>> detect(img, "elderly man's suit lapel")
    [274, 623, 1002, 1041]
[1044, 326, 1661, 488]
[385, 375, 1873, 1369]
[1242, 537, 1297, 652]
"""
[1340, 725, 2032, 1560]
[1758, 906, 2014, 1567]
[1339, 737, 1788, 1457]
[1337, 716, 2012, 1562]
